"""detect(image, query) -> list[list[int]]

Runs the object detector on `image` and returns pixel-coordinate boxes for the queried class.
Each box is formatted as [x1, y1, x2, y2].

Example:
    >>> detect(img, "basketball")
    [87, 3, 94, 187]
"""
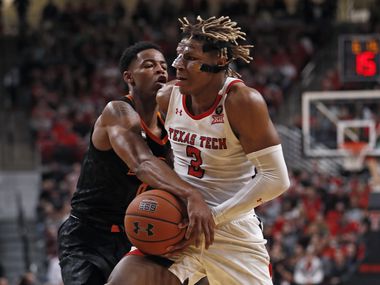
[124, 189, 187, 255]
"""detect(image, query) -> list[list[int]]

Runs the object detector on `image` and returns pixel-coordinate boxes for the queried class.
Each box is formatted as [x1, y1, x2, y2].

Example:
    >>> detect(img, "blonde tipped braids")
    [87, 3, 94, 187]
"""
[179, 16, 253, 77]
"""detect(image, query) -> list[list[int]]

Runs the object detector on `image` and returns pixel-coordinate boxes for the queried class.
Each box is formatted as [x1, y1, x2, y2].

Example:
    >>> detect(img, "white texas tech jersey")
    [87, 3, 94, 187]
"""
[165, 77, 256, 207]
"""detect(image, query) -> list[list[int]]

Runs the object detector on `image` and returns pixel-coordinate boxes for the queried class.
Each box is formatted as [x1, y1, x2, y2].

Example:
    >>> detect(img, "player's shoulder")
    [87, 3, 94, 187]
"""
[100, 97, 137, 125]
[226, 82, 266, 106]
[104, 97, 134, 113]
[225, 82, 271, 128]
[157, 80, 178, 114]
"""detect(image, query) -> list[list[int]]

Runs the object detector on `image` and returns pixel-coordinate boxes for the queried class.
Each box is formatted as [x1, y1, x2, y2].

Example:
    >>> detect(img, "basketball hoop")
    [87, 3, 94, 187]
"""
[340, 142, 369, 171]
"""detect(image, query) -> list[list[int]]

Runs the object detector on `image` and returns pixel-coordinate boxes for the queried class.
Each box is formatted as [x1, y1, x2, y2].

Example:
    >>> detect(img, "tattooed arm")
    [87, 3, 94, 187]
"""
[92, 100, 156, 173]
[92, 100, 215, 248]
[92, 100, 191, 193]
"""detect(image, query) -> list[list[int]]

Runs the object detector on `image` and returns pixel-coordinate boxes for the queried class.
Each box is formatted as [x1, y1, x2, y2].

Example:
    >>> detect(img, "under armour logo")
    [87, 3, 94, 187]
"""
[133, 222, 154, 236]
[175, 108, 182, 116]
[146, 224, 154, 236]
[133, 222, 140, 234]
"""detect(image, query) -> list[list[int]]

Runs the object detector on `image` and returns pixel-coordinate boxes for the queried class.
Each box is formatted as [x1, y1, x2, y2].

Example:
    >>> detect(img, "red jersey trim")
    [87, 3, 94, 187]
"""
[182, 94, 223, 120]
[140, 116, 169, 145]
[126, 248, 145, 256]
[226, 79, 243, 93]
[181, 79, 243, 120]
[157, 112, 165, 125]
[127, 94, 168, 145]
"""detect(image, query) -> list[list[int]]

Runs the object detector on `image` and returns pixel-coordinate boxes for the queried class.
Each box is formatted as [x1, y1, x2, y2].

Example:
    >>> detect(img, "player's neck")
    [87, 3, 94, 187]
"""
[139, 106, 160, 135]
[131, 93, 158, 126]
[187, 76, 225, 115]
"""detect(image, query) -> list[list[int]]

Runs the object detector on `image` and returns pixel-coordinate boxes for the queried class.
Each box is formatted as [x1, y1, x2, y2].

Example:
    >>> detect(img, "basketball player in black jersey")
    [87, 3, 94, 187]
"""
[57, 42, 215, 285]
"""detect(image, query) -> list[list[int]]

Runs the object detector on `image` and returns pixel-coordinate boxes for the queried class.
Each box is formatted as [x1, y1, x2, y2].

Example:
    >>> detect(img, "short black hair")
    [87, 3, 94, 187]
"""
[119, 41, 162, 74]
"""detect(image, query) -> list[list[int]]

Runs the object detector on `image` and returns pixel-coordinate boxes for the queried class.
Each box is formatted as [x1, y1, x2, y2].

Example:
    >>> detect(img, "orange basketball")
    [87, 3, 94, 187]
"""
[124, 189, 187, 255]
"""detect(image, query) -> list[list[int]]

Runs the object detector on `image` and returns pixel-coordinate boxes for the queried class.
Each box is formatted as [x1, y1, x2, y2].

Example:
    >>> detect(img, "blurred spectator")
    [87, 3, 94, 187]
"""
[294, 246, 324, 284]
[13, 0, 29, 36]
[370, 0, 380, 31]
[303, 0, 336, 23]
[132, 0, 152, 24]
[0, 0, 3, 34]
[17, 272, 36, 285]
[3, 67, 20, 109]
[325, 248, 353, 285]
[111, 1, 126, 25]
[0, 263, 8, 285]
[40, 0, 59, 26]
[45, 256, 63, 285]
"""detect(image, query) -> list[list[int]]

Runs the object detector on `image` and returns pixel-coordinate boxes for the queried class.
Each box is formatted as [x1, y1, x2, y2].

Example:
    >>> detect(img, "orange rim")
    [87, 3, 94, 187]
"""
[340, 142, 368, 154]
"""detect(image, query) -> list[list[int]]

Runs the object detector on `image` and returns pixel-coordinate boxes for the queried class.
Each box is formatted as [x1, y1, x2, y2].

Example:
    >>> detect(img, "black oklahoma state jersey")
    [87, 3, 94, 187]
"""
[70, 95, 171, 226]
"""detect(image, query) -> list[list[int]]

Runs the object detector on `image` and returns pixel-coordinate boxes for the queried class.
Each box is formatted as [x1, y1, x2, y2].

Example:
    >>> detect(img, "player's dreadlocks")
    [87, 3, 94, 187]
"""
[179, 16, 253, 77]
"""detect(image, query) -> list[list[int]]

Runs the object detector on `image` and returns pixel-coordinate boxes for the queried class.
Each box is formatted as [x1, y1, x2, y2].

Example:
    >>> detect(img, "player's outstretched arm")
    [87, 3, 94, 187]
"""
[212, 85, 290, 224]
[94, 100, 215, 249]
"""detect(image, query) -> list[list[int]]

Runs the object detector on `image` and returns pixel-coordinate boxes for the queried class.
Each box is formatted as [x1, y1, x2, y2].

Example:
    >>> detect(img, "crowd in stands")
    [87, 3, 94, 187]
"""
[258, 168, 370, 284]
[15, 0, 320, 165]
[1, 0, 377, 284]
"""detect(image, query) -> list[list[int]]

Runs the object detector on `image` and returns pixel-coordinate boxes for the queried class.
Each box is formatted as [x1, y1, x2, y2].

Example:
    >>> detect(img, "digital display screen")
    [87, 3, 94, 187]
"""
[339, 35, 380, 82]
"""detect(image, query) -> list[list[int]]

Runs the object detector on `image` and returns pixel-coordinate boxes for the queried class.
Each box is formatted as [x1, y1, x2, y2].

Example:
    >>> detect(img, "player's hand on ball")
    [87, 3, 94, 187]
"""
[185, 191, 215, 249]
[124, 190, 187, 255]
[164, 232, 197, 257]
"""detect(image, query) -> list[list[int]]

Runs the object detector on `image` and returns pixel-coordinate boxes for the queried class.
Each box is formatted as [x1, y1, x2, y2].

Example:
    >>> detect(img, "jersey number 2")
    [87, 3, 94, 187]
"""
[186, 146, 204, 178]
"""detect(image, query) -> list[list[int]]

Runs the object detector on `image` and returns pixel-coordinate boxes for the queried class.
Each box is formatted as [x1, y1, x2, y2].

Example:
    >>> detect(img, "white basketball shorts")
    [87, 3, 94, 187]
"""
[168, 212, 273, 285]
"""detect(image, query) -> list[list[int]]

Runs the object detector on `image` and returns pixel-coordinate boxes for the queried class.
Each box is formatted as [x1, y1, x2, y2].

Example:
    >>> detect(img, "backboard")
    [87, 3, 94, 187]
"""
[302, 90, 380, 170]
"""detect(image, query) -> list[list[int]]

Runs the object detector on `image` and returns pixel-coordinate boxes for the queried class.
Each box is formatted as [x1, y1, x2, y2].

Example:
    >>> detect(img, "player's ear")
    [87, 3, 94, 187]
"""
[123, 71, 135, 85]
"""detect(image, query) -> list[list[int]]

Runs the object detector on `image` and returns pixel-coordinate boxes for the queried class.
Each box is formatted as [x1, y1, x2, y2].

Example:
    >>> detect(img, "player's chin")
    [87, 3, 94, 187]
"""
[178, 78, 195, 91]
[178, 83, 190, 94]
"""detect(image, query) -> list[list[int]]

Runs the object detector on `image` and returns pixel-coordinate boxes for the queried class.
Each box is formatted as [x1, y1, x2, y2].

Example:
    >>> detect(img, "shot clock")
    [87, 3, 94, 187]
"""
[339, 35, 380, 82]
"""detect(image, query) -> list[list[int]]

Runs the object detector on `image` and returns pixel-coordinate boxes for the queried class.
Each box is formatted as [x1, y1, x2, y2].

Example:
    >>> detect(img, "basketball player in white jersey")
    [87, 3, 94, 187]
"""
[107, 16, 290, 285]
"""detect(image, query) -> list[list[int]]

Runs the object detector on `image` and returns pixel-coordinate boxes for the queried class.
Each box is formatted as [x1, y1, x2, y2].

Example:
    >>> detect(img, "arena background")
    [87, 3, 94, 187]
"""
[1, 0, 380, 284]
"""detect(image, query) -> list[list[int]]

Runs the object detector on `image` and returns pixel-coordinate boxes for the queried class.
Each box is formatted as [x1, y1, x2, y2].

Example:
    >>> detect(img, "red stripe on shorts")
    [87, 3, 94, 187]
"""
[269, 263, 273, 278]
[125, 248, 145, 257]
